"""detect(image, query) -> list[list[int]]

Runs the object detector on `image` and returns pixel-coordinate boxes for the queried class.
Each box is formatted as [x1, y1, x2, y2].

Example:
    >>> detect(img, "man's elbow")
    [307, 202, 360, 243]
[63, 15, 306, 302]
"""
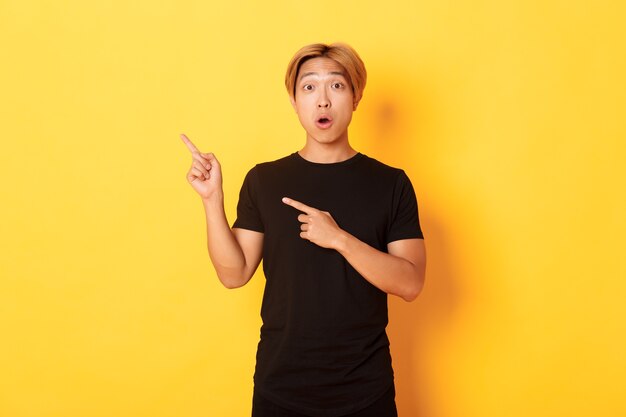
[222, 280, 243, 289]
[402, 288, 420, 302]
[217, 269, 251, 289]
[402, 271, 425, 302]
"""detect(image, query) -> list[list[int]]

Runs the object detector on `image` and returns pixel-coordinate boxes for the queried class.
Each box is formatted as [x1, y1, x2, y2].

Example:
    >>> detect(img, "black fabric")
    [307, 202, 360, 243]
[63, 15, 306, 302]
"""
[233, 151, 423, 417]
[252, 382, 398, 417]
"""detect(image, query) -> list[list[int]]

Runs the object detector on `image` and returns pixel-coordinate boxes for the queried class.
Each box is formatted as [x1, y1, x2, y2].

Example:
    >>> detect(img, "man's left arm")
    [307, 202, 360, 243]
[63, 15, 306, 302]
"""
[282, 197, 427, 302]
[335, 232, 426, 302]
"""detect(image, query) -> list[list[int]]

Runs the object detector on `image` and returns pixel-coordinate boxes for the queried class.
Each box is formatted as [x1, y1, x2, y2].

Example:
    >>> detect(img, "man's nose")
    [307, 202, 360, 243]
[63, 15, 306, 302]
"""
[317, 89, 330, 107]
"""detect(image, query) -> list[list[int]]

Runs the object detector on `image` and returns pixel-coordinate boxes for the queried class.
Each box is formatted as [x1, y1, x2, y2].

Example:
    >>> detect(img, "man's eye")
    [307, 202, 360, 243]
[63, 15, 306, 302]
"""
[333, 82, 344, 88]
[303, 85, 313, 91]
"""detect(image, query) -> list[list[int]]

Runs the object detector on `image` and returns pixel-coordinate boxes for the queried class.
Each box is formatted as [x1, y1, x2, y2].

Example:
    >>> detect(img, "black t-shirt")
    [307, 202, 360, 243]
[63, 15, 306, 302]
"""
[232, 151, 424, 417]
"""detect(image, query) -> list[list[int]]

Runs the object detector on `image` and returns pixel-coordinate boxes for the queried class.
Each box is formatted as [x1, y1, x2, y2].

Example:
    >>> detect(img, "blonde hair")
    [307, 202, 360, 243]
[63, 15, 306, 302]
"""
[285, 42, 367, 106]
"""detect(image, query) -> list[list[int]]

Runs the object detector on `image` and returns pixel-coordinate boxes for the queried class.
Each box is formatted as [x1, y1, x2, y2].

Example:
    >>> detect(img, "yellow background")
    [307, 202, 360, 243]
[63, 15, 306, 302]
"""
[1, 1, 624, 416]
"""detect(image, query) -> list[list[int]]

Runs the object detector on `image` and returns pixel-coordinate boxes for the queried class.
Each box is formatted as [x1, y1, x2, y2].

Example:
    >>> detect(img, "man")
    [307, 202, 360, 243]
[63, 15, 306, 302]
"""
[181, 42, 426, 417]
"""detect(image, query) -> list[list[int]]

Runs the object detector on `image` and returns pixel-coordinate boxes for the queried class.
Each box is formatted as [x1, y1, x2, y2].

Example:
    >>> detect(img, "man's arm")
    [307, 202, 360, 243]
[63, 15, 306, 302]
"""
[281, 197, 426, 302]
[179, 134, 263, 289]
[203, 194, 264, 289]
[334, 234, 426, 302]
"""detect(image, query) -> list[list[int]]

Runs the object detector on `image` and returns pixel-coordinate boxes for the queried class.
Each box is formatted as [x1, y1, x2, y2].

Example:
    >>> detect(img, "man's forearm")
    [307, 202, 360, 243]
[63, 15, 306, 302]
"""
[334, 231, 425, 302]
[202, 193, 247, 288]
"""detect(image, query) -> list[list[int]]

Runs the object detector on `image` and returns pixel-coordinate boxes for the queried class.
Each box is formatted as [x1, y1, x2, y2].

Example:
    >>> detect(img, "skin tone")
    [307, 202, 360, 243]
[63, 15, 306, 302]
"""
[180, 56, 426, 301]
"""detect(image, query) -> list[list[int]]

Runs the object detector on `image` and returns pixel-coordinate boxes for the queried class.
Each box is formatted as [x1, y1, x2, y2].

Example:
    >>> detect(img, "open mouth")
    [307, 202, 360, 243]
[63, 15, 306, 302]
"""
[316, 116, 333, 129]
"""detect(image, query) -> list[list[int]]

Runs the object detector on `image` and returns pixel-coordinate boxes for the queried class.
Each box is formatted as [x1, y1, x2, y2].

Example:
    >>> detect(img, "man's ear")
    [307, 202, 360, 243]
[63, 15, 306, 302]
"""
[290, 96, 297, 113]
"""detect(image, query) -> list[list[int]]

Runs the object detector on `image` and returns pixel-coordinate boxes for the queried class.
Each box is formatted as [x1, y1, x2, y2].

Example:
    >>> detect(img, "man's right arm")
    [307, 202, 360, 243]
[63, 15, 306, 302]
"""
[202, 193, 264, 289]
[178, 134, 262, 288]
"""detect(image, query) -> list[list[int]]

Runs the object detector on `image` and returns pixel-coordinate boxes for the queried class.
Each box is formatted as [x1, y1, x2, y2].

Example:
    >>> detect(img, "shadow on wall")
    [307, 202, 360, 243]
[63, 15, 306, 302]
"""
[360, 73, 461, 417]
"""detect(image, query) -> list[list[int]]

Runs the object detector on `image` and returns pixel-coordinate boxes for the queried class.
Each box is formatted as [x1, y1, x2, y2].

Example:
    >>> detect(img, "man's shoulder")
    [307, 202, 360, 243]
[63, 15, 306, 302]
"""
[254, 153, 295, 169]
[361, 153, 405, 174]
[242, 153, 294, 178]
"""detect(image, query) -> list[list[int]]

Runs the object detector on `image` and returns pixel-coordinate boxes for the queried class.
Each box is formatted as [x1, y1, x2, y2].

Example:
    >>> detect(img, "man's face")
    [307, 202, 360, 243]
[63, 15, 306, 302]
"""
[290, 57, 357, 145]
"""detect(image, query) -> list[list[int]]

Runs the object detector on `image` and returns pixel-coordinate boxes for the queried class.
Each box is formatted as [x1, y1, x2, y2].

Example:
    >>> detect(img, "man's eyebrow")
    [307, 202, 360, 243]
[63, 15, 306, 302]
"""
[299, 71, 346, 81]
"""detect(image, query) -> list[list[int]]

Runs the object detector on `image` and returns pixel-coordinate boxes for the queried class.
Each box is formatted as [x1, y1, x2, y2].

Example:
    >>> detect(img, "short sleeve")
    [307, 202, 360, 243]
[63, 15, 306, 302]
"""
[386, 170, 424, 243]
[232, 166, 264, 233]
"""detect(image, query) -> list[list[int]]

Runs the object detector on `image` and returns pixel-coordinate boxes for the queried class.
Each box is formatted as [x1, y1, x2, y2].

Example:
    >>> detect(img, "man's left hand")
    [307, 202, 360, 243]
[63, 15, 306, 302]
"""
[282, 197, 344, 250]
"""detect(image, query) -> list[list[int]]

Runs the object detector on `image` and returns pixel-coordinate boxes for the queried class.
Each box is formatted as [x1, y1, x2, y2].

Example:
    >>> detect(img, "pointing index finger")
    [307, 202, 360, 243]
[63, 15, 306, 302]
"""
[180, 133, 200, 154]
[282, 197, 316, 214]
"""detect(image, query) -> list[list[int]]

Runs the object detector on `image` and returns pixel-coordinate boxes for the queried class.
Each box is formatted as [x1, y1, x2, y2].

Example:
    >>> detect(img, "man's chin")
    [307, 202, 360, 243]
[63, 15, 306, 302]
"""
[305, 129, 349, 144]
[307, 134, 341, 144]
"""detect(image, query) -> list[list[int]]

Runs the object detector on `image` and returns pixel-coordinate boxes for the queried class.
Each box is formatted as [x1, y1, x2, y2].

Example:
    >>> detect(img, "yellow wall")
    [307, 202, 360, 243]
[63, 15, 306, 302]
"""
[1, 1, 624, 416]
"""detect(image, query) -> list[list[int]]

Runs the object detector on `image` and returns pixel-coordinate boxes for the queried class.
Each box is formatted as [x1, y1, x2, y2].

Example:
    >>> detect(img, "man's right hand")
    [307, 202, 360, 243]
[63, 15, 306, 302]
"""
[180, 133, 223, 200]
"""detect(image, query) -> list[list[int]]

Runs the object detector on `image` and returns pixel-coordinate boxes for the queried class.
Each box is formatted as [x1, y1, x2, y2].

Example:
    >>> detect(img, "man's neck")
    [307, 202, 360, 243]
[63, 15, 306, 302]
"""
[298, 140, 358, 164]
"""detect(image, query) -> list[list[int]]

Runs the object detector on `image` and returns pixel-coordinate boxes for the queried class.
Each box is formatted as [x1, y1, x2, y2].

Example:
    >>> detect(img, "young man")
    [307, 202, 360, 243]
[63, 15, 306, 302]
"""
[181, 42, 426, 417]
